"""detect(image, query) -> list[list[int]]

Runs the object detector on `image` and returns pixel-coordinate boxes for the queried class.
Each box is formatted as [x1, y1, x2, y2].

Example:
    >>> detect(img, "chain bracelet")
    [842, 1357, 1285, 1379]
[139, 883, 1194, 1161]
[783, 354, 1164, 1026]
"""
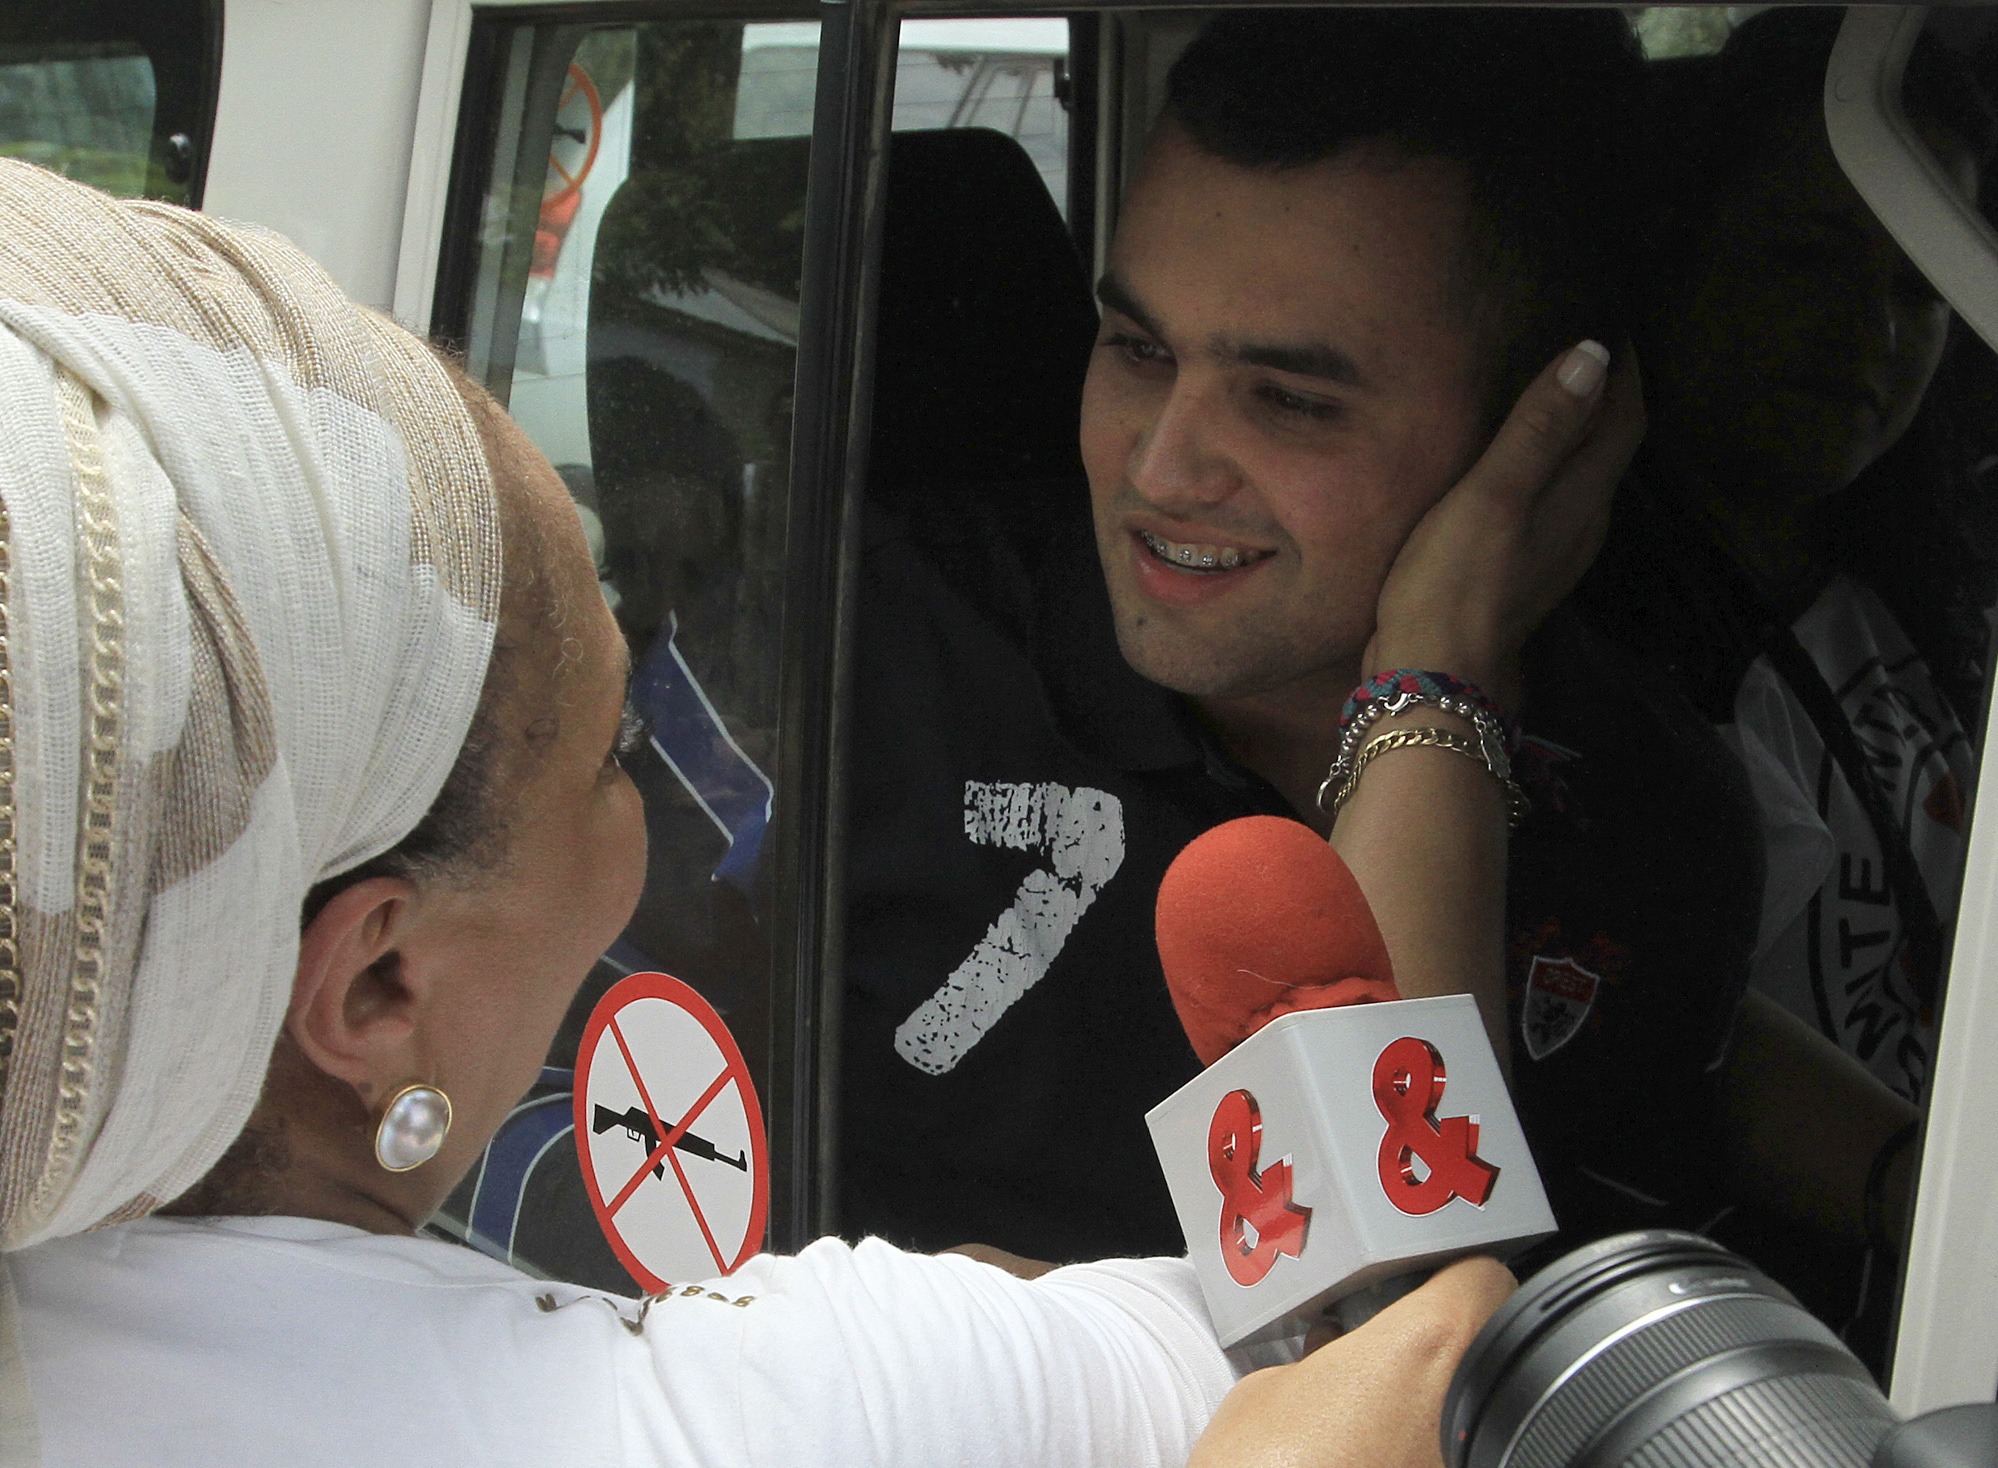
[1317, 689, 1512, 813]
[1323, 724, 1529, 826]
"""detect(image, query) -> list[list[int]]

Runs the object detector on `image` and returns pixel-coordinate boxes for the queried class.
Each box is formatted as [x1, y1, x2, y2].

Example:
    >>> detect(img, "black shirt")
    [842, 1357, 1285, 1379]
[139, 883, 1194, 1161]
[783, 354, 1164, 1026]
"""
[839, 487, 1764, 1260]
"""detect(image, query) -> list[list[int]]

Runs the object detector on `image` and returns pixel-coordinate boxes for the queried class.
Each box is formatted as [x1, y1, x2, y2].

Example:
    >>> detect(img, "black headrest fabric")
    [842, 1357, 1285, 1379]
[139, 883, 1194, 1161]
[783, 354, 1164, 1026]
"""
[867, 127, 1098, 504]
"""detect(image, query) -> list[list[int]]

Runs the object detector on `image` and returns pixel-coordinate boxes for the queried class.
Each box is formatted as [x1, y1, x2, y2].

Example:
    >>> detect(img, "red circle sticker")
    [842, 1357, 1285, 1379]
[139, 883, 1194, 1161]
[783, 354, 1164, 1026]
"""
[573, 972, 769, 1289]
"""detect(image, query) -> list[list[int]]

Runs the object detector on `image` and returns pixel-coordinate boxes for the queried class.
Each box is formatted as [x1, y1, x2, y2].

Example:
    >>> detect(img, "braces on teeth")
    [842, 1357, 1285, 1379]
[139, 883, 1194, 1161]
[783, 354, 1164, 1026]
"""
[1142, 529, 1251, 570]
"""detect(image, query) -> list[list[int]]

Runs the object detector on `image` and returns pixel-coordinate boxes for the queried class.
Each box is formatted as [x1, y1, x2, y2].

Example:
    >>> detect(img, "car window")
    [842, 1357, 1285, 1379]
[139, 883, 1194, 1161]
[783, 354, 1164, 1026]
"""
[420, 2, 1998, 1386]
[844, 0, 1998, 1388]
[732, 17, 1071, 209]
[0, 0, 219, 206]
[432, 11, 1072, 1294]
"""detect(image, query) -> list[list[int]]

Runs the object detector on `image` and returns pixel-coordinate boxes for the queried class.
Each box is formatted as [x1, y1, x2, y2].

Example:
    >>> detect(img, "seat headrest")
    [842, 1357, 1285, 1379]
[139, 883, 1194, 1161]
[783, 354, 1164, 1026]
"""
[869, 127, 1098, 504]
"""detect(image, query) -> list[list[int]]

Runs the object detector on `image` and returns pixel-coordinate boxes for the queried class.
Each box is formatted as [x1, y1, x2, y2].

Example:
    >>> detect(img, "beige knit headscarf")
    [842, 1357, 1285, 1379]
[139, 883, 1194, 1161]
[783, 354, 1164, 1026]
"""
[0, 159, 501, 1252]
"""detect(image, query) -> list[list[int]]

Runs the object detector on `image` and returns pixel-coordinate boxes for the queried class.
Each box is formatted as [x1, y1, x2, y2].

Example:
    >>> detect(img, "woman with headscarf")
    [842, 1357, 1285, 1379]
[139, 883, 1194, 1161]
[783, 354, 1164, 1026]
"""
[0, 158, 1526, 1468]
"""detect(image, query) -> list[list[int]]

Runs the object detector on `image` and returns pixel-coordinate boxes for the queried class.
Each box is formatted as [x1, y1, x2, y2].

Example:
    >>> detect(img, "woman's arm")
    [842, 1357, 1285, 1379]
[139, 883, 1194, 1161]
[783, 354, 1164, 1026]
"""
[662, 1239, 1234, 1468]
[1188, 1256, 1515, 1468]
[674, 1239, 1509, 1468]
[1333, 347, 1646, 1065]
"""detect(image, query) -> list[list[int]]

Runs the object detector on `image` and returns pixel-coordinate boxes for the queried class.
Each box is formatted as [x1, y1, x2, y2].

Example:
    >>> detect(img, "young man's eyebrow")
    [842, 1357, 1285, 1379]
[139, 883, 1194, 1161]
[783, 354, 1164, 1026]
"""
[1228, 339, 1368, 388]
[1094, 273, 1163, 337]
[1098, 271, 1367, 389]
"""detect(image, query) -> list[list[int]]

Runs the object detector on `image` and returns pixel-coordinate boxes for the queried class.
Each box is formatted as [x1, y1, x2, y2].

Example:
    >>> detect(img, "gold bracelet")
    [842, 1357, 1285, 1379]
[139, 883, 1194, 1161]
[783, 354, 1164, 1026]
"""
[1328, 725, 1529, 826]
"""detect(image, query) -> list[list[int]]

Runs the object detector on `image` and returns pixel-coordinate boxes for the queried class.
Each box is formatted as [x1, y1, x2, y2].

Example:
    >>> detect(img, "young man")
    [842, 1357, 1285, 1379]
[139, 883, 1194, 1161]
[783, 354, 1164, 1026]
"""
[839, 10, 1759, 1262]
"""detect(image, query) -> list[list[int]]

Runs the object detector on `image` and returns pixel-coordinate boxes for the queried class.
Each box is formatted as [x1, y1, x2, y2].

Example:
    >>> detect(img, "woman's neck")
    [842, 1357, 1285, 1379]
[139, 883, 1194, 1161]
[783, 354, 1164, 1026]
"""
[156, 1042, 433, 1235]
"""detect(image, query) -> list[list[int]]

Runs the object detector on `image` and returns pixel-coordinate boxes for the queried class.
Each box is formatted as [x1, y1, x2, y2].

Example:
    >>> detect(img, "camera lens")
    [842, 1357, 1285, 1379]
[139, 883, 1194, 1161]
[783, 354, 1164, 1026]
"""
[1443, 1230, 1899, 1468]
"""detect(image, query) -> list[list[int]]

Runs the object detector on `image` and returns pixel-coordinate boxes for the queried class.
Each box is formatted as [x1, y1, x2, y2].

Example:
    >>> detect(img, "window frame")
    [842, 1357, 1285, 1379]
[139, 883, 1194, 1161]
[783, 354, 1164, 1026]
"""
[0, 0, 226, 206]
[398, 4, 1998, 1392]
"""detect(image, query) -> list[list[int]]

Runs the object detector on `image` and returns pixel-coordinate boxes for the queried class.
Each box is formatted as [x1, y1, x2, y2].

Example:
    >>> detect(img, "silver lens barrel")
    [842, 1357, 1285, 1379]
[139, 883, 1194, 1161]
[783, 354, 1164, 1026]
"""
[1443, 1231, 1899, 1468]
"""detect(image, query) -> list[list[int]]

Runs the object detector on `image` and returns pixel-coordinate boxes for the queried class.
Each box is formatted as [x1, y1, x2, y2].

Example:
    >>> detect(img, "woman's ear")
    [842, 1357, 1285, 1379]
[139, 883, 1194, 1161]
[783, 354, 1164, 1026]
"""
[289, 876, 425, 1093]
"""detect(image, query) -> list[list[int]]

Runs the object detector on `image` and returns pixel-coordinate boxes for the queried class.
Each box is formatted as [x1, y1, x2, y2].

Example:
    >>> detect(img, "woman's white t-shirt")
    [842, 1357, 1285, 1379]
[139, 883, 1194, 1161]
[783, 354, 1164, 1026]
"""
[8, 1216, 1245, 1467]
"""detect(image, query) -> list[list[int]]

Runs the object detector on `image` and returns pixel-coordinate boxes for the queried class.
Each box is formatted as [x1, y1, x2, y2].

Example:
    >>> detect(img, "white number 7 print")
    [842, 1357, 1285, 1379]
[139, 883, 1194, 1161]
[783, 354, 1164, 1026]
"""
[895, 781, 1127, 1076]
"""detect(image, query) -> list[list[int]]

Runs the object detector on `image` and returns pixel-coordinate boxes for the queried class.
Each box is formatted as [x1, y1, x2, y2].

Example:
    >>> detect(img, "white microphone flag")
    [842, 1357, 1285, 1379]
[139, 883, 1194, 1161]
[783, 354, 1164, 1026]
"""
[1146, 994, 1555, 1346]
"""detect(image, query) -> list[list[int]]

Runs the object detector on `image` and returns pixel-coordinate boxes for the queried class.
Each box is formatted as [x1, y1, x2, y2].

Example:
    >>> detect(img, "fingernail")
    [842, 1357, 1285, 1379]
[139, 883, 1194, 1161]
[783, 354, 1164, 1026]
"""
[1557, 340, 1611, 398]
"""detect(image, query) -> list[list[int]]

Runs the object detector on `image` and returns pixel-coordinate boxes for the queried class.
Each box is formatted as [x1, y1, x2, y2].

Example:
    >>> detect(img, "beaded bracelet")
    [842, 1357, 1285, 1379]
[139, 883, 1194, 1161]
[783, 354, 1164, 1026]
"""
[1323, 724, 1529, 826]
[1340, 669, 1512, 739]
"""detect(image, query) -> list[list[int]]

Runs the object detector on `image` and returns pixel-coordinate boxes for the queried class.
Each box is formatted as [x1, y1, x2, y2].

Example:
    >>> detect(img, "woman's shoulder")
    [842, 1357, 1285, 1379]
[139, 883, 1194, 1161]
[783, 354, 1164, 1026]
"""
[16, 1214, 552, 1295]
[9, 1218, 645, 1467]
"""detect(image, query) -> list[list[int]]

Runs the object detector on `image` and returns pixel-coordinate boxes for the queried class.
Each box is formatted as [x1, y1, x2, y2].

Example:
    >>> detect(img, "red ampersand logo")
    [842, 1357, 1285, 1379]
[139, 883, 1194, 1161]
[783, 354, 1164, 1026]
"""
[1208, 1088, 1311, 1286]
[1373, 1037, 1499, 1215]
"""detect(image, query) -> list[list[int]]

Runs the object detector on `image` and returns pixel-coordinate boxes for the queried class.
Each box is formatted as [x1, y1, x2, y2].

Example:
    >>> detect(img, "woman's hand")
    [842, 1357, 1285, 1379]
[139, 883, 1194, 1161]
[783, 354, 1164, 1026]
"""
[1331, 347, 1640, 1055]
[1187, 1256, 1515, 1468]
[1364, 343, 1645, 709]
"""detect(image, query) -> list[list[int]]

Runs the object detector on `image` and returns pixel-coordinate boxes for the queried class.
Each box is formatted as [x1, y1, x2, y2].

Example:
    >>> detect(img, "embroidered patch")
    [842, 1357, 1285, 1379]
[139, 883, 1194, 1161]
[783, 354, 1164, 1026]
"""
[1521, 954, 1602, 1061]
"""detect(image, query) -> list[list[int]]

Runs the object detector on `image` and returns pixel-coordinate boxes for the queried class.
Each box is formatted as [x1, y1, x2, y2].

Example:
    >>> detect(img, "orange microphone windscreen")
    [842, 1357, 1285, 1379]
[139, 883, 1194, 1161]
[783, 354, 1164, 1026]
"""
[1156, 815, 1398, 1066]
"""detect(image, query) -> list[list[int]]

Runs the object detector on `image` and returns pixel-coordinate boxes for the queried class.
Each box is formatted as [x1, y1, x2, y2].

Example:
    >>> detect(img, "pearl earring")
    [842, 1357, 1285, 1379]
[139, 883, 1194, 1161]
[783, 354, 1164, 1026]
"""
[374, 1083, 453, 1172]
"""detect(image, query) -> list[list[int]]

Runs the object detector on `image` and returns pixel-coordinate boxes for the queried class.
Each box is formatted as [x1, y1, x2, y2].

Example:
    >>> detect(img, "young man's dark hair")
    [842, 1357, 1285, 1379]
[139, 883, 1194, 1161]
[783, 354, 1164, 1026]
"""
[1165, 8, 1643, 427]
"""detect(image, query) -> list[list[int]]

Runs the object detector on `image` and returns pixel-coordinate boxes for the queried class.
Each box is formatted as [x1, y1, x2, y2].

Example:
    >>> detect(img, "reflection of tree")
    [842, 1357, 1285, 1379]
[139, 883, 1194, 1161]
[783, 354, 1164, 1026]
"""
[1631, 9, 1736, 61]
[591, 23, 808, 304]
[631, 24, 738, 160]
[593, 148, 807, 305]
[590, 119, 812, 747]
[0, 139, 146, 194]
[580, 25, 804, 1093]
[571, 27, 635, 113]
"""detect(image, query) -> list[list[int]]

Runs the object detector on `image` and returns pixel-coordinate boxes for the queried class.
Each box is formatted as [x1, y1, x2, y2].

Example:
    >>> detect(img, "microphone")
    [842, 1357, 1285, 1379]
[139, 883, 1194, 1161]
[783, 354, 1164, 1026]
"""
[1155, 814, 1398, 1065]
[1145, 816, 1554, 1346]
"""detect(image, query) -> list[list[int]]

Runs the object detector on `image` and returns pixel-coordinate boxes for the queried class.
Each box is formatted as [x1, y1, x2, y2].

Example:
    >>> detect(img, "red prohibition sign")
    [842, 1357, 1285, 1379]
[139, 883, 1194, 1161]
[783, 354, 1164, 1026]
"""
[574, 972, 769, 1290]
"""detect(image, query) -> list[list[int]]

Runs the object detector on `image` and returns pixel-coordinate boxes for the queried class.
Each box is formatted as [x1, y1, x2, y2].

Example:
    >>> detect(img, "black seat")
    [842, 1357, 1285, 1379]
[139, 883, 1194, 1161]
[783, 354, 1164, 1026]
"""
[866, 127, 1098, 511]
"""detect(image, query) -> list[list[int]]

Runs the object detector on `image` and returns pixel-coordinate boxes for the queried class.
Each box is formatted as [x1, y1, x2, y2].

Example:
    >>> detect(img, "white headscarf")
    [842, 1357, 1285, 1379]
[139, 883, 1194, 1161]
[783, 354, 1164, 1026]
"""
[0, 159, 501, 1250]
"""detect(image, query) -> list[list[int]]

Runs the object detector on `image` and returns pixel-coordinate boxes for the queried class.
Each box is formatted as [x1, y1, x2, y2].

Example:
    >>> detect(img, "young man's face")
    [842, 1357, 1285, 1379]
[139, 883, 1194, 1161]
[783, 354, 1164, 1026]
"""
[1080, 122, 1488, 704]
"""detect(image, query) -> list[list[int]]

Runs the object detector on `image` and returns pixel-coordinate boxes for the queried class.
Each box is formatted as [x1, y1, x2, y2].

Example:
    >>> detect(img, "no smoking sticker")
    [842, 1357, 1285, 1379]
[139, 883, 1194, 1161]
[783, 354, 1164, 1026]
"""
[574, 972, 769, 1290]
